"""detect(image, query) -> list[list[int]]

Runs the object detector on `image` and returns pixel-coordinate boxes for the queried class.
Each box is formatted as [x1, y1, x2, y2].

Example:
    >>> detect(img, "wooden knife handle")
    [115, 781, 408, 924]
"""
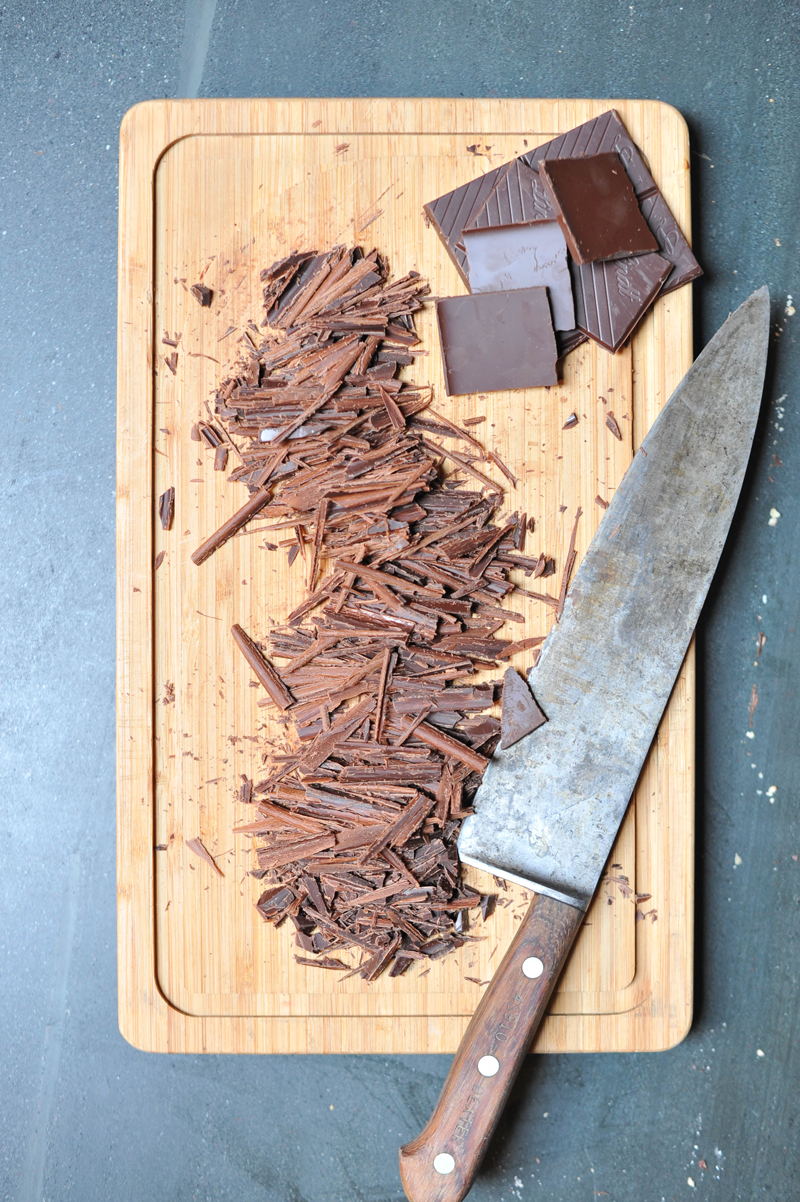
[399, 892, 583, 1202]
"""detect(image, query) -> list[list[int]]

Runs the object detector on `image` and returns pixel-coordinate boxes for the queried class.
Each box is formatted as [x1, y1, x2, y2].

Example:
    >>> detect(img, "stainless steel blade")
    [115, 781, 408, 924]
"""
[459, 288, 770, 907]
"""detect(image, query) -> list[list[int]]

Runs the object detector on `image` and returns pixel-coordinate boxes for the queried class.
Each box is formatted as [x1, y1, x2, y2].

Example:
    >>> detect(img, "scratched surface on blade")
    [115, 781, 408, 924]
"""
[459, 289, 769, 906]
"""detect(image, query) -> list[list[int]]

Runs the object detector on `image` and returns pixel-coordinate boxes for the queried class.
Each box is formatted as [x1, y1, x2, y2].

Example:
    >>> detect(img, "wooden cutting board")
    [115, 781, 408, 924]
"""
[117, 98, 694, 1055]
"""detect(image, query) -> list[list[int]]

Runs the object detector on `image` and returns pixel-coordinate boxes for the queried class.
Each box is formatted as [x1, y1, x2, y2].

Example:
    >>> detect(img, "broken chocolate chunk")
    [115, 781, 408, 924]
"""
[190, 282, 214, 306]
[500, 667, 547, 749]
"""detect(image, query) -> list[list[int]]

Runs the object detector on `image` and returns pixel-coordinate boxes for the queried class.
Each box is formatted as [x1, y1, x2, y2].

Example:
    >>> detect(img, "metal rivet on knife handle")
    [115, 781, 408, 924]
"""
[433, 1154, 455, 1175]
[522, 956, 544, 979]
[477, 1056, 500, 1077]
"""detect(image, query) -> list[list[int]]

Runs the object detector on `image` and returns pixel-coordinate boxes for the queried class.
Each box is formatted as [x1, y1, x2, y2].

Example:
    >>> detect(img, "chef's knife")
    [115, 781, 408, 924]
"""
[399, 287, 770, 1202]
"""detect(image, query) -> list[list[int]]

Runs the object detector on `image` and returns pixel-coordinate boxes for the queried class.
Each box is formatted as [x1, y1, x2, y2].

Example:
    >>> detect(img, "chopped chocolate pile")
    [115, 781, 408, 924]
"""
[191, 244, 558, 980]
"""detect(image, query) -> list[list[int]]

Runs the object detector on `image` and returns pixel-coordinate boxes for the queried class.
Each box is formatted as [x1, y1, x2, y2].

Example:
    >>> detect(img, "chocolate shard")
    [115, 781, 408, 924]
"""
[465, 159, 556, 230]
[538, 152, 659, 264]
[256, 884, 296, 922]
[500, 667, 547, 749]
[192, 486, 271, 565]
[462, 221, 575, 331]
[520, 108, 701, 293]
[190, 283, 214, 307]
[605, 412, 623, 441]
[555, 327, 588, 359]
[571, 252, 671, 352]
[562, 413, 579, 430]
[436, 288, 558, 395]
[158, 486, 175, 530]
[231, 624, 294, 710]
[423, 164, 511, 286]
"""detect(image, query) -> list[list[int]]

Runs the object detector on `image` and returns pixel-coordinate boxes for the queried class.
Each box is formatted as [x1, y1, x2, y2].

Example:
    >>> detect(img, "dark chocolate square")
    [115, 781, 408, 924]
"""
[436, 288, 558, 396]
[539, 152, 659, 264]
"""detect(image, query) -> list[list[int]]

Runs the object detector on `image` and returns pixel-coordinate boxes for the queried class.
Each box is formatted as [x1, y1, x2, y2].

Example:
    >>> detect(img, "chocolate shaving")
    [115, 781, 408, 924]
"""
[185, 836, 224, 876]
[188, 243, 571, 979]
[605, 412, 623, 441]
[192, 487, 271, 565]
[231, 624, 294, 710]
[556, 507, 582, 622]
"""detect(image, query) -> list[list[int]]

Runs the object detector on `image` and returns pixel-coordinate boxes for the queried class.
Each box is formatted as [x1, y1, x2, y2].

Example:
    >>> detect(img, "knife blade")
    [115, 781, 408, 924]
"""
[399, 287, 770, 1202]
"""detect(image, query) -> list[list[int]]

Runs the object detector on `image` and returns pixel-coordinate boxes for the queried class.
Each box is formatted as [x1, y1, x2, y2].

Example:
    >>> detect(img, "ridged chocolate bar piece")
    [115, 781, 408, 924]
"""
[465, 160, 555, 230]
[571, 252, 671, 352]
[639, 189, 703, 294]
[423, 164, 511, 286]
[520, 109, 701, 294]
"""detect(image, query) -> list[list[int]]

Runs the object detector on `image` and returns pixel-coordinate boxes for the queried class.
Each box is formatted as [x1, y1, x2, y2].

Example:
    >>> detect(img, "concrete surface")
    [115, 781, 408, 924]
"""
[1, 1, 798, 1200]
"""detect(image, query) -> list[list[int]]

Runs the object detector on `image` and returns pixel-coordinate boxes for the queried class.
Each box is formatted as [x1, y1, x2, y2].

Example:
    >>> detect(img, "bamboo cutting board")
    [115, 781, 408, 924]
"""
[117, 98, 694, 1054]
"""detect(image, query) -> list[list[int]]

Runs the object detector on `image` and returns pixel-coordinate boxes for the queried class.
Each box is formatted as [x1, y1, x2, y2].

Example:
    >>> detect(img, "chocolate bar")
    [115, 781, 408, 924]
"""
[520, 109, 701, 294]
[436, 288, 558, 395]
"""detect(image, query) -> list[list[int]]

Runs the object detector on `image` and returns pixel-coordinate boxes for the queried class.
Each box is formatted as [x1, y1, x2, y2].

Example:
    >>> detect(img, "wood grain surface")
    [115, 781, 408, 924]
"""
[117, 98, 694, 1055]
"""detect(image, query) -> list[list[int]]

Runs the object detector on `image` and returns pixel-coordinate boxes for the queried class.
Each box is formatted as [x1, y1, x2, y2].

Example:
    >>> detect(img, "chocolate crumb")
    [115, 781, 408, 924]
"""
[605, 412, 623, 441]
[190, 283, 214, 307]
